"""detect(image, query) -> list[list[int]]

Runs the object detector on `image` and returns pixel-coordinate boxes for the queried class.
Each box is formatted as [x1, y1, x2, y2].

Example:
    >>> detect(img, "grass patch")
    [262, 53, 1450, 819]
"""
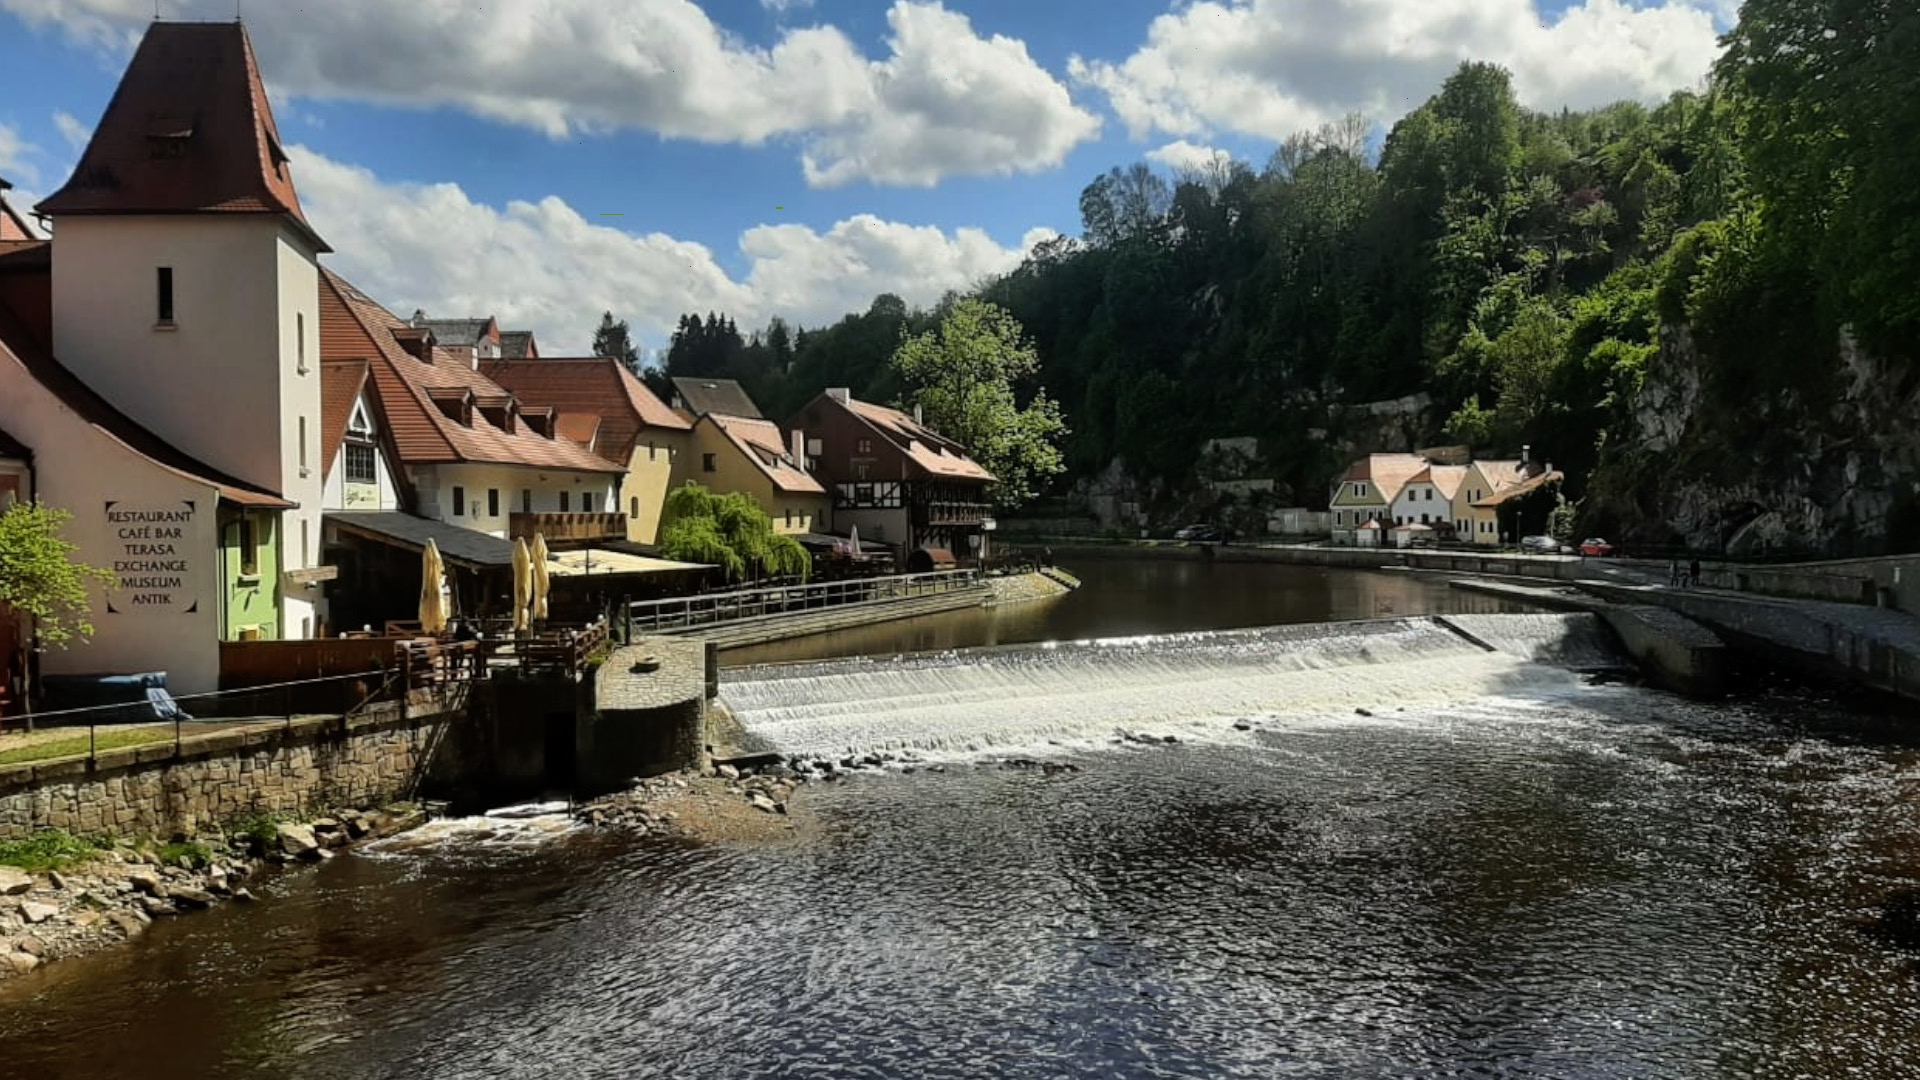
[157, 841, 214, 869]
[0, 727, 174, 767]
[231, 811, 293, 850]
[0, 829, 109, 873]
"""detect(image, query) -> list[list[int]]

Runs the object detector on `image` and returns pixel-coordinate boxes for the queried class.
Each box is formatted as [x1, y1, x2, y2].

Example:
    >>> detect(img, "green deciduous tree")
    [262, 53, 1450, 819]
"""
[0, 500, 116, 650]
[657, 483, 809, 583]
[889, 300, 1068, 509]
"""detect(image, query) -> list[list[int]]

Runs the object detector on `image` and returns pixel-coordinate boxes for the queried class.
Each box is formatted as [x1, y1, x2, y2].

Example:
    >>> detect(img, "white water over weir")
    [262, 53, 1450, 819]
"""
[720, 616, 1618, 760]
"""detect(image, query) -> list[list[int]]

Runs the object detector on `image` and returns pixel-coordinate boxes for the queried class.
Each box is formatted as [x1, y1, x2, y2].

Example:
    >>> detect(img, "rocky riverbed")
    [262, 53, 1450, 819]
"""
[0, 806, 423, 982]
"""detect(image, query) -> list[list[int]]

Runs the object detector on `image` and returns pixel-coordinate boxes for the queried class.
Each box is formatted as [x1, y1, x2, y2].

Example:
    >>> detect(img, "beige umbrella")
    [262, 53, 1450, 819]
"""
[531, 532, 552, 623]
[511, 538, 532, 633]
[419, 538, 446, 635]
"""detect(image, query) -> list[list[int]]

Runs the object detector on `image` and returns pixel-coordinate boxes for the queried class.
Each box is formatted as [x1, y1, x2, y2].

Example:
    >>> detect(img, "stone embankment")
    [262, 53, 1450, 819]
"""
[0, 806, 424, 982]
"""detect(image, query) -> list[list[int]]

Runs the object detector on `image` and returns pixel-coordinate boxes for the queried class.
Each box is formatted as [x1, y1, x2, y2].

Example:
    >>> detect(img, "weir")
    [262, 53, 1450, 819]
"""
[720, 614, 1623, 760]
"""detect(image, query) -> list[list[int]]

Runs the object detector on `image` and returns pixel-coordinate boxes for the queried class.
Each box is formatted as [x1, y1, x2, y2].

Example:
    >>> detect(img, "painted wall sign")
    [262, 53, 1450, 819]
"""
[103, 499, 199, 613]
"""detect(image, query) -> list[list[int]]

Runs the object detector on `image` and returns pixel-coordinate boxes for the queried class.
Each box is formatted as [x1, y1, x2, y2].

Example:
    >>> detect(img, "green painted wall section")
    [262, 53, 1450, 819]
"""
[218, 506, 281, 640]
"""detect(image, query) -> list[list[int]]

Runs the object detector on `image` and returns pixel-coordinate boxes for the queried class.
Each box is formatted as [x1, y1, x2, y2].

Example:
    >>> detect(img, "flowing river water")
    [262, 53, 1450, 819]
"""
[5, 557, 1920, 1078]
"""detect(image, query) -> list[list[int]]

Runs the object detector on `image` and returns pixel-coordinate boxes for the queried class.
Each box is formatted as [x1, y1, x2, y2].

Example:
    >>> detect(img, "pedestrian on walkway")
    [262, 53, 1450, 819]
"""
[1689, 558, 1702, 589]
[1668, 559, 1681, 587]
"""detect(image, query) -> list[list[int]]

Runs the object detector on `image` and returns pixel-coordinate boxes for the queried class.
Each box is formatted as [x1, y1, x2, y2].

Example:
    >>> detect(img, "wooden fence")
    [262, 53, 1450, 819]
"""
[219, 638, 402, 691]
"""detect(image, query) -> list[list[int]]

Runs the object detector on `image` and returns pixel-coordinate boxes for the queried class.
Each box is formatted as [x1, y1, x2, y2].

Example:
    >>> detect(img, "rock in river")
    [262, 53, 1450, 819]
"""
[0, 868, 31, 897]
[277, 823, 321, 859]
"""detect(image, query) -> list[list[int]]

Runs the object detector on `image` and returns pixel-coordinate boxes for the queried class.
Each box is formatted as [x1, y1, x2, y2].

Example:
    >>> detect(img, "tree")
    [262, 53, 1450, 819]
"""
[0, 501, 116, 722]
[890, 300, 1068, 509]
[591, 312, 641, 374]
[657, 483, 809, 583]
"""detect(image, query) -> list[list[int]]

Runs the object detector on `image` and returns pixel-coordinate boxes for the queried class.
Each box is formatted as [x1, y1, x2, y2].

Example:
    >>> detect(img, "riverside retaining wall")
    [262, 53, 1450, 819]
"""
[0, 694, 466, 842]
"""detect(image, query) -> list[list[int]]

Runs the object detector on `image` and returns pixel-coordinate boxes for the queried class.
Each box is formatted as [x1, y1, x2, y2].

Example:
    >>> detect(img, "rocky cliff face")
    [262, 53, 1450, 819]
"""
[1589, 326, 1920, 556]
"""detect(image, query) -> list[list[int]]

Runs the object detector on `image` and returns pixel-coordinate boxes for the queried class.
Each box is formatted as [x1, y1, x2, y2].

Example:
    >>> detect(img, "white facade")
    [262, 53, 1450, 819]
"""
[50, 214, 326, 639]
[321, 391, 402, 513]
[410, 463, 618, 540]
[0, 348, 226, 693]
[1391, 480, 1447, 527]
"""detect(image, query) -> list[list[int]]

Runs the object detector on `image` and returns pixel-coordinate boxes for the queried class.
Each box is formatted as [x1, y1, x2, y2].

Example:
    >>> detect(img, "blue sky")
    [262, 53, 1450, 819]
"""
[0, 0, 1730, 354]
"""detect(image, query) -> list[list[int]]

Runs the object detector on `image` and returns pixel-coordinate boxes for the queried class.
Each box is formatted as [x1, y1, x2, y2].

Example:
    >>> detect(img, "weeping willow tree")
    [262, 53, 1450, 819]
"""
[658, 483, 811, 583]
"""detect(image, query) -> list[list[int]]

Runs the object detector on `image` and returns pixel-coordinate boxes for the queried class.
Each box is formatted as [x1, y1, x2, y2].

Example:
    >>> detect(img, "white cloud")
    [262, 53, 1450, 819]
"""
[760, 0, 814, 11]
[51, 110, 89, 152]
[0, 122, 40, 188]
[2, 0, 1100, 188]
[1069, 0, 1725, 143]
[292, 148, 1049, 355]
[1145, 140, 1235, 174]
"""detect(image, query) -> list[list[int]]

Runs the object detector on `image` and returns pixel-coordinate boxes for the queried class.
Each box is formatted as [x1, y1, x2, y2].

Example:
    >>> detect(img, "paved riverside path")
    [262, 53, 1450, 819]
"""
[1573, 573, 1920, 702]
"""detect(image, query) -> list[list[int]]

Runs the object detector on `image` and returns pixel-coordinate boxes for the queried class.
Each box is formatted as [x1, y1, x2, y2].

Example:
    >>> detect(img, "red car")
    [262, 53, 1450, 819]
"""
[1579, 538, 1615, 557]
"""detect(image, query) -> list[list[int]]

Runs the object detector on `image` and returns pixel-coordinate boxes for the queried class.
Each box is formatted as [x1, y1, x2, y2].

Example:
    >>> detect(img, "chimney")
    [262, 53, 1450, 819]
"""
[790, 429, 807, 469]
[827, 387, 850, 404]
[913, 403, 923, 426]
[411, 309, 427, 326]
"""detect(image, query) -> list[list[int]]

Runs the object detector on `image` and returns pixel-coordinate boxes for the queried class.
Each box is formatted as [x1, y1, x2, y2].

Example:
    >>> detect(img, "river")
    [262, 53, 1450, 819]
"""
[4, 557, 1920, 1079]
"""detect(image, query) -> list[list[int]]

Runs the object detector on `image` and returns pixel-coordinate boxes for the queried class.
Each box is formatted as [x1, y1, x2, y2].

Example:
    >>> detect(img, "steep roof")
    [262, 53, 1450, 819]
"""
[0, 285, 289, 507]
[481, 358, 690, 465]
[35, 22, 327, 253]
[842, 398, 994, 482]
[1410, 464, 1470, 501]
[319, 361, 369, 478]
[499, 331, 537, 359]
[317, 270, 622, 475]
[1473, 459, 1528, 493]
[1341, 454, 1429, 504]
[671, 377, 763, 420]
[0, 180, 33, 241]
[706, 414, 825, 496]
[1473, 470, 1565, 508]
[555, 412, 602, 450]
[410, 315, 498, 350]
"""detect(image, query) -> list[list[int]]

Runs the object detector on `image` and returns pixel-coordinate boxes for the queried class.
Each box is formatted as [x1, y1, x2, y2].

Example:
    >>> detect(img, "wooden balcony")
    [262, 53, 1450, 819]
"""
[509, 512, 626, 544]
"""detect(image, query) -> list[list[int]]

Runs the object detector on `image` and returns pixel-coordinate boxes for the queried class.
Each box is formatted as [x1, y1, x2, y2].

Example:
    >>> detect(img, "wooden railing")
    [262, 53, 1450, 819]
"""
[509, 512, 626, 543]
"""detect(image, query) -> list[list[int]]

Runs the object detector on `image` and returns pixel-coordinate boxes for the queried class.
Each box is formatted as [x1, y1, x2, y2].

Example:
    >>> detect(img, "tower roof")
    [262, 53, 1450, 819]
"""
[36, 21, 328, 252]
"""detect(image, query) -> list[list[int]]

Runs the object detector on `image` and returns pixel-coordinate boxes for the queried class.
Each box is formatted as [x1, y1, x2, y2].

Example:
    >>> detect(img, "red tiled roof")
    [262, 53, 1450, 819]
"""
[318, 270, 622, 475]
[555, 412, 601, 450]
[36, 22, 327, 252]
[838, 397, 994, 482]
[1472, 470, 1564, 508]
[481, 357, 691, 465]
[319, 361, 368, 479]
[0, 284, 289, 507]
[706, 414, 825, 496]
[1341, 454, 1428, 504]
[0, 190, 32, 241]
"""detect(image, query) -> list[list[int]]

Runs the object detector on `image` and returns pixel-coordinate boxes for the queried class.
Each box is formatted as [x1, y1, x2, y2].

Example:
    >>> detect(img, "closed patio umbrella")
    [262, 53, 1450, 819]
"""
[419, 539, 446, 635]
[512, 538, 532, 633]
[531, 532, 552, 623]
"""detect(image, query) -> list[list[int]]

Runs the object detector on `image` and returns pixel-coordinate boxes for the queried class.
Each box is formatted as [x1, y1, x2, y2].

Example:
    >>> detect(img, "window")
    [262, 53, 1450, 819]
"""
[702, 453, 717, 473]
[560, 491, 570, 512]
[298, 416, 309, 476]
[156, 267, 174, 324]
[630, 496, 639, 520]
[784, 508, 793, 527]
[238, 515, 259, 577]
[488, 489, 500, 517]
[345, 443, 376, 484]
[521, 489, 532, 514]
[301, 519, 310, 567]
[857, 438, 873, 454]
[452, 486, 466, 517]
[582, 492, 596, 514]
[647, 441, 656, 461]
[296, 312, 308, 374]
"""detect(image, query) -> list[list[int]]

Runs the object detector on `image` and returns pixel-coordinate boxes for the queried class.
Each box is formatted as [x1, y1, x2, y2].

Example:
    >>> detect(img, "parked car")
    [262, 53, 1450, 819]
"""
[1520, 535, 1560, 554]
[1174, 524, 1226, 543]
[1578, 537, 1615, 557]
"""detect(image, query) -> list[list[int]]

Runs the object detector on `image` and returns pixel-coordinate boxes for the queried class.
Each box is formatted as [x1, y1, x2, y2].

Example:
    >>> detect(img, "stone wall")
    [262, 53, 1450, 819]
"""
[0, 699, 461, 842]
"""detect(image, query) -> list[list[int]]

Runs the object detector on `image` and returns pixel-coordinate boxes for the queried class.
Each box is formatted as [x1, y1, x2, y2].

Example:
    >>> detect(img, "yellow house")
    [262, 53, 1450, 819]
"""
[681, 414, 829, 536]
[479, 358, 693, 545]
[1450, 459, 1522, 545]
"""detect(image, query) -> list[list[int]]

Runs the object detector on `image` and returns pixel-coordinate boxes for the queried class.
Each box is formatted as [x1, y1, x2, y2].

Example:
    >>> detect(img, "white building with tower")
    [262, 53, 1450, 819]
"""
[0, 21, 334, 693]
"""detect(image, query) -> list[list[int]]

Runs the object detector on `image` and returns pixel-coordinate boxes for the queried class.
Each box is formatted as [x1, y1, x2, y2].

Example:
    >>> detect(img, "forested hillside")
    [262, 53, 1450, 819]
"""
[652, 0, 1919, 556]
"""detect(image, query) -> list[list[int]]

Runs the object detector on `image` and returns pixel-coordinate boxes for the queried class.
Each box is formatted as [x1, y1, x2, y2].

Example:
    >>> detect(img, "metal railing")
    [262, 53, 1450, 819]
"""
[0, 670, 424, 770]
[627, 569, 984, 633]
